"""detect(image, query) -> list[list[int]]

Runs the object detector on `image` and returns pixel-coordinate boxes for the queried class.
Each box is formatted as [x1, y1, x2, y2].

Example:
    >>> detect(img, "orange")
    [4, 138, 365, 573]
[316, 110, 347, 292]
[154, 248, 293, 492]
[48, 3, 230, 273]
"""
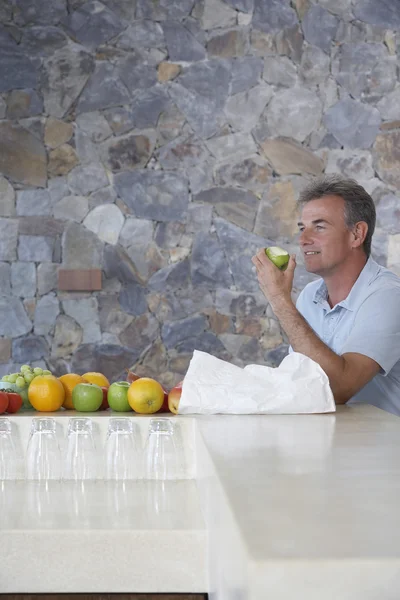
[28, 375, 65, 412]
[59, 373, 86, 409]
[82, 372, 110, 388]
[127, 377, 164, 414]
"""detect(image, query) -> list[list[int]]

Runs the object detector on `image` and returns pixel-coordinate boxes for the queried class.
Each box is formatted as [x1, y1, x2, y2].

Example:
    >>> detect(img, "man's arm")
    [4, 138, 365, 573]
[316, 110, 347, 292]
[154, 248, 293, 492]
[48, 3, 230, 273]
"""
[252, 251, 380, 404]
[269, 295, 380, 403]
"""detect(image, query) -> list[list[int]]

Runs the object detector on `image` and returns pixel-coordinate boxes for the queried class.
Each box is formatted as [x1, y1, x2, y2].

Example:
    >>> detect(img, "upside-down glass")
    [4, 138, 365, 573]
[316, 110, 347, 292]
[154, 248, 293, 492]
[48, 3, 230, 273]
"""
[143, 418, 179, 480]
[0, 418, 16, 480]
[105, 418, 140, 480]
[63, 418, 97, 480]
[26, 418, 61, 480]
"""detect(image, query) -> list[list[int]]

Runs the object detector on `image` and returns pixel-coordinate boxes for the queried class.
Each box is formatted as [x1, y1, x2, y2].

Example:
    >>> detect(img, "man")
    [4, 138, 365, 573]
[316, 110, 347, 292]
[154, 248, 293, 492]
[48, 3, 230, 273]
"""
[252, 174, 400, 416]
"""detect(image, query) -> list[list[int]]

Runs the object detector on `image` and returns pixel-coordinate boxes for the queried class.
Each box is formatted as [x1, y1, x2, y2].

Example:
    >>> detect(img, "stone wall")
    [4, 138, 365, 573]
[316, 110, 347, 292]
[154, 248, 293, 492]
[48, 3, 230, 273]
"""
[0, 0, 399, 388]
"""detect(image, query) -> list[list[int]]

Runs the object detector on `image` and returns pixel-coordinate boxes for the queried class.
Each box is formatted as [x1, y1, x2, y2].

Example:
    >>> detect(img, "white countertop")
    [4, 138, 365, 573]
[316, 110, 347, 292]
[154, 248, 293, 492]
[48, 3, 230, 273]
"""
[1, 404, 400, 598]
[195, 405, 400, 600]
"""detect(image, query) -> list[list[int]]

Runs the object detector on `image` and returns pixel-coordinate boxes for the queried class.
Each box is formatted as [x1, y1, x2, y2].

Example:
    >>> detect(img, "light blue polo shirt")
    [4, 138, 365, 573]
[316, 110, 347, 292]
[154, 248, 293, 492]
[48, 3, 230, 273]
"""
[293, 258, 400, 416]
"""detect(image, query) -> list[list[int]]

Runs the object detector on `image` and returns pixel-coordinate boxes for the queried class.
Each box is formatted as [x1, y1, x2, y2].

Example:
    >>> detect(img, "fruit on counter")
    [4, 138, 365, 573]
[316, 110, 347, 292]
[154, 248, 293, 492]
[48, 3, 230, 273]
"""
[2, 365, 53, 409]
[0, 391, 8, 414]
[59, 373, 86, 410]
[127, 377, 165, 414]
[125, 369, 170, 412]
[126, 369, 141, 384]
[99, 386, 109, 411]
[72, 382, 103, 412]
[108, 381, 132, 412]
[5, 392, 23, 414]
[265, 246, 290, 270]
[82, 372, 110, 388]
[158, 388, 170, 412]
[28, 375, 65, 412]
[168, 381, 183, 414]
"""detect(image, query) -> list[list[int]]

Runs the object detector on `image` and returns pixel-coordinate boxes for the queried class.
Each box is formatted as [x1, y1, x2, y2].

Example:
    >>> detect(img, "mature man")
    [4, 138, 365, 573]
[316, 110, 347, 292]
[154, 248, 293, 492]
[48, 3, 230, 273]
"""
[252, 174, 400, 416]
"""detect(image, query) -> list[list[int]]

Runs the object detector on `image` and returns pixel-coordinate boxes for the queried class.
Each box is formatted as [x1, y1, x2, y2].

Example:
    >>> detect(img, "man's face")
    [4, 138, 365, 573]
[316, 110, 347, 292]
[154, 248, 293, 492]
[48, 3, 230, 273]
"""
[298, 195, 355, 276]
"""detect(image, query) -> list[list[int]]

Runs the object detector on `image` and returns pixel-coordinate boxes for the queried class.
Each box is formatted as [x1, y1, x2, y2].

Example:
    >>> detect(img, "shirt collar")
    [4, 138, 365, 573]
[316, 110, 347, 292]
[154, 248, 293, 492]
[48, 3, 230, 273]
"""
[313, 257, 380, 311]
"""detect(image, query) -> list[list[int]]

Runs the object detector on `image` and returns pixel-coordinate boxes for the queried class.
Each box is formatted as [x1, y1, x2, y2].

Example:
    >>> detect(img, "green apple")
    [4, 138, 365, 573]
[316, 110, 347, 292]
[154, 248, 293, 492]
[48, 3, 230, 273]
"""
[107, 381, 132, 412]
[72, 383, 103, 412]
[265, 246, 290, 270]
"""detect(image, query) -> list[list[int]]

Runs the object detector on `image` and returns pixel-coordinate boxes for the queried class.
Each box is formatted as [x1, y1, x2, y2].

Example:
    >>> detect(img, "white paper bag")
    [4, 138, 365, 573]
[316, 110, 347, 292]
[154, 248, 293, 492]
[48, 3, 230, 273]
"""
[179, 350, 336, 414]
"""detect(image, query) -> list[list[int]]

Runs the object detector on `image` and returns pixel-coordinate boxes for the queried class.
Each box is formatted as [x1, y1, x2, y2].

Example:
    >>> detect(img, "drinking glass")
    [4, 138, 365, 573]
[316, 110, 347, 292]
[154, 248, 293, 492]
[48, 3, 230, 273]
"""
[26, 418, 61, 480]
[143, 418, 179, 480]
[0, 418, 16, 480]
[105, 418, 140, 480]
[63, 418, 97, 480]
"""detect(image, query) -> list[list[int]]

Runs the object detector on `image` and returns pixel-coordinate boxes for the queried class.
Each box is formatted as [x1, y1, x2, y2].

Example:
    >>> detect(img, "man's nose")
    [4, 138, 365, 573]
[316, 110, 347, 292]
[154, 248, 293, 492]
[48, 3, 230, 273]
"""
[299, 229, 312, 245]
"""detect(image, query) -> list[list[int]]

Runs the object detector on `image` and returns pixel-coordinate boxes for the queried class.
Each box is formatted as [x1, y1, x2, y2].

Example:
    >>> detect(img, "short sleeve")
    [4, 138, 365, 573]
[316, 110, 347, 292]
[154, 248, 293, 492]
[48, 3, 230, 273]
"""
[341, 289, 400, 375]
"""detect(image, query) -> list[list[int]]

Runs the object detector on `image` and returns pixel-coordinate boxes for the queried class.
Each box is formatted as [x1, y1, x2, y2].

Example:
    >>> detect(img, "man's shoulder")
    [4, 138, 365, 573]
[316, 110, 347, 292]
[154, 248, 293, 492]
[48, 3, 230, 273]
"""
[367, 262, 400, 295]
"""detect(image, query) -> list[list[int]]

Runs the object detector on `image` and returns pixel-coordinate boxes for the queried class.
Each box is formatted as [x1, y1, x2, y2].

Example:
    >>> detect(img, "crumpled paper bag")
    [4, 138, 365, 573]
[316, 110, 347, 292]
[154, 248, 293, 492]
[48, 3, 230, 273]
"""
[179, 350, 335, 414]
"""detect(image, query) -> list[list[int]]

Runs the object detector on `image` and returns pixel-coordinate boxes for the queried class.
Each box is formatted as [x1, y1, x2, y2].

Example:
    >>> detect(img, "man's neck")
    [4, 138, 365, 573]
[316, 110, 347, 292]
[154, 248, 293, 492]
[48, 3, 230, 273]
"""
[324, 255, 368, 308]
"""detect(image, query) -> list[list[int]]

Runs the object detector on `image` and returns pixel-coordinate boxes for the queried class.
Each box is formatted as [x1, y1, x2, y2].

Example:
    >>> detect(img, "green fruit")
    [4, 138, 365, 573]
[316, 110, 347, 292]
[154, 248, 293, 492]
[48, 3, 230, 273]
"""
[24, 372, 35, 384]
[15, 376, 26, 389]
[20, 365, 31, 373]
[2, 375, 10, 383]
[8, 374, 18, 383]
[72, 383, 103, 412]
[18, 386, 32, 410]
[33, 367, 43, 376]
[265, 246, 290, 270]
[42, 370, 52, 376]
[107, 381, 131, 412]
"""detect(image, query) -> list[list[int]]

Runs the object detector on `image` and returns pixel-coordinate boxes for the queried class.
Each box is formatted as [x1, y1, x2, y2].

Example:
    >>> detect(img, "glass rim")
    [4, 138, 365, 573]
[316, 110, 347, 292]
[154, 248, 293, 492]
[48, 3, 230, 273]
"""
[67, 417, 93, 433]
[0, 417, 11, 434]
[30, 417, 57, 433]
[148, 417, 174, 435]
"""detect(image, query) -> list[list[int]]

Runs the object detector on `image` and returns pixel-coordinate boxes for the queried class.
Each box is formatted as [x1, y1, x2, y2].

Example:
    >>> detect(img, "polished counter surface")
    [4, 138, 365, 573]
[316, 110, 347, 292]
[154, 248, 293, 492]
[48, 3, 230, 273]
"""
[1, 404, 400, 599]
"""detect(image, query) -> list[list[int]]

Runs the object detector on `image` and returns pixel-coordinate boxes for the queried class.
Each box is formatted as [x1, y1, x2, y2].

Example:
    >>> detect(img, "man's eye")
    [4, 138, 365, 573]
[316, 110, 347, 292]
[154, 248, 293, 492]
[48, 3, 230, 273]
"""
[316, 225, 325, 230]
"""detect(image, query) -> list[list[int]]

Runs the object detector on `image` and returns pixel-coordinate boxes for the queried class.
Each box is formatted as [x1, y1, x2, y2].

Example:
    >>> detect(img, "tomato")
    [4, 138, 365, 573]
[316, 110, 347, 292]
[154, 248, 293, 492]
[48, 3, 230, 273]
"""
[6, 392, 23, 414]
[0, 391, 9, 414]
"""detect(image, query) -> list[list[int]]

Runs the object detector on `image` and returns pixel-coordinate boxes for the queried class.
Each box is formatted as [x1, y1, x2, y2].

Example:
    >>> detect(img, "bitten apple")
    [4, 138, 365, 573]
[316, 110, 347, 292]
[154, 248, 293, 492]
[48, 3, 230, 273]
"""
[168, 381, 183, 414]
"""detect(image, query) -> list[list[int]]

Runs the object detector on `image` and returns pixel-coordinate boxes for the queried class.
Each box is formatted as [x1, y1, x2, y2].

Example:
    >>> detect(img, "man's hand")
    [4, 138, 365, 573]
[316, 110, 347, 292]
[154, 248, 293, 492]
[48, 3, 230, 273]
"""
[252, 249, 297, 307]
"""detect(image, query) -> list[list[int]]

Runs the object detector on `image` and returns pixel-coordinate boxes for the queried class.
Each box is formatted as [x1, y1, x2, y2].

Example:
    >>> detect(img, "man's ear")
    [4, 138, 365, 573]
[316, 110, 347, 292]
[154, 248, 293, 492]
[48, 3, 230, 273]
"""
[352, 221, 368, 249]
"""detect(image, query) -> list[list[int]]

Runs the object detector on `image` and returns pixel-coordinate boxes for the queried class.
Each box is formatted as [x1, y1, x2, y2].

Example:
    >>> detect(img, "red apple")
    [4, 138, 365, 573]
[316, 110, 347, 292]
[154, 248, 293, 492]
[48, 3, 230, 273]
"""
[158, 387, 170, 412]
[126, 369, 141, 384]
[99, 386, 109, 410]
[168, 381, 183, 414]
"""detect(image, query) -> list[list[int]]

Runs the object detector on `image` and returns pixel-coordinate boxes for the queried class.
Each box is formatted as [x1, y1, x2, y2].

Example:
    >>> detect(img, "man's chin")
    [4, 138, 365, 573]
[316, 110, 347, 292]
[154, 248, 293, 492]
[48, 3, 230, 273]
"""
[304, 263, 322, 275]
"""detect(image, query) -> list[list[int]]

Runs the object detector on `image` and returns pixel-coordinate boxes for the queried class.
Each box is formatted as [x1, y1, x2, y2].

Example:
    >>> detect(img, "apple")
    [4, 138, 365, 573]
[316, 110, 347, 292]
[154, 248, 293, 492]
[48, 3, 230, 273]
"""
[158, 388, 170, 412]
[168, 381, 183, 414]
[127, 378, 164, 414]
[72, 383, 103, 412]
[6, 392, 23, 414]
[126, 369, 141, 384]
[107, 381, 132, 412]
[265, 246, 289, 270]
[99, 386, 109, 411]
[0, 391, 9, 414]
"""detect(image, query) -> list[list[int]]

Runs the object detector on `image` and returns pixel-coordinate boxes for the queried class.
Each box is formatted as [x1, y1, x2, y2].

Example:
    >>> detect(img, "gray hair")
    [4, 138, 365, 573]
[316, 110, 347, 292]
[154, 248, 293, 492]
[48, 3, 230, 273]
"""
[297, 174, 376, 257]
